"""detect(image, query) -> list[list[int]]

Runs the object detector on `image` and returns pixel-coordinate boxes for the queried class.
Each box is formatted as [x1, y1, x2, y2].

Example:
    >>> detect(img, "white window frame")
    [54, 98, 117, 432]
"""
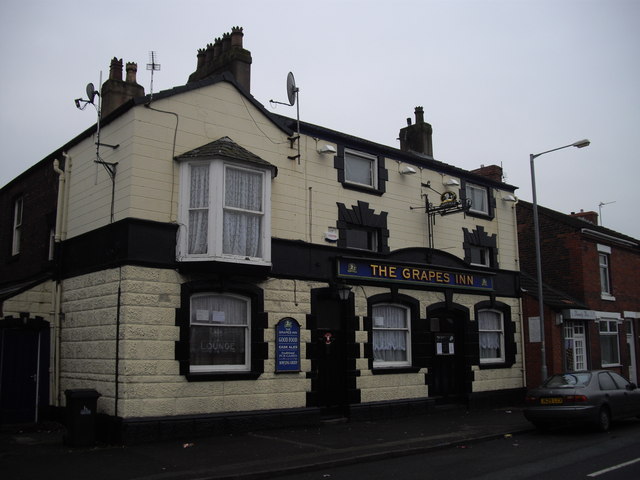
[178, 159, 272, 265]
[189, 293, 251, 373]
[597, 244, 614, 300]
[12, 196, 23, 256]
[465, 183, 489, 215]
[598, 318, 620, 367]
[371, 304, 411, 368]
[344, 149, 377, 189]
[470, 245, 491, 267]
[478, 309, 505, 364]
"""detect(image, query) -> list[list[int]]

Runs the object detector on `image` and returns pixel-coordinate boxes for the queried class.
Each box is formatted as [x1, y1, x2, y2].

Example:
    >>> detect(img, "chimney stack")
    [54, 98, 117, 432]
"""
[399, 106, 433, 157]
[100, 57, 145, 117]
[471, 165, 504, 183]
[570, 210, 599, 225]
[187, 26, 252, 92]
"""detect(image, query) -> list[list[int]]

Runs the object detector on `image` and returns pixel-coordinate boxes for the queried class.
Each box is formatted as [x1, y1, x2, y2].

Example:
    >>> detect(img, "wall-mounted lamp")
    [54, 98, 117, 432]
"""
[443, 178, 460, 186]
[502, 194, 518, 203]
[336, 284, 352, 301]
[317, 144, 337, 155]
[399, 165, 417, 175]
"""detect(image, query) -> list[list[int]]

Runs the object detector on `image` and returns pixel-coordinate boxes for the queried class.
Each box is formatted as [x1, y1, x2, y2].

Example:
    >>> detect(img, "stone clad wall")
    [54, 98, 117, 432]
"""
[60, 266, 314, 418]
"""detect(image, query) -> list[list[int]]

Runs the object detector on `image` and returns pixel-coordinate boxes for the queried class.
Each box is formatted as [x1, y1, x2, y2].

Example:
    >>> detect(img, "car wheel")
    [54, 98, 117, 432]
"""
[595, 407, 611, 432]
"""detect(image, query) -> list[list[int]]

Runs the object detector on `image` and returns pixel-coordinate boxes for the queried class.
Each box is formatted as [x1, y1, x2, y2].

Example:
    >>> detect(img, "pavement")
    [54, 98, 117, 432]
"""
[0, 405, 532, 480]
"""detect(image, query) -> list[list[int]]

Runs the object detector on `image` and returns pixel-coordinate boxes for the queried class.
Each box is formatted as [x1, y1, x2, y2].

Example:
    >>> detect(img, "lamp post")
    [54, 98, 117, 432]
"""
[530, 139, 590, 383]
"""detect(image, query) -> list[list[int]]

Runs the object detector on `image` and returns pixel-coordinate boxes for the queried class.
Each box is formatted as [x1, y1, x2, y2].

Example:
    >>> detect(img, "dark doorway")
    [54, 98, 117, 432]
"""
[428, 310, 468, 400]
[310, 288, 351, 417]
[0, 318, 50, 424]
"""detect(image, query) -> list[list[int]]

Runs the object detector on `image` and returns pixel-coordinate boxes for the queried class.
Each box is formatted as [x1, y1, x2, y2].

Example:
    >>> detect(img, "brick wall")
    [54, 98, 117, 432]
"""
[0, 160, 59, 286]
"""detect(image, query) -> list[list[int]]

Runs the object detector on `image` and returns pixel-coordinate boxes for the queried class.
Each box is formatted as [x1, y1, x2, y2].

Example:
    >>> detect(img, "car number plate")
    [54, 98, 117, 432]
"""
[540, 397, 563, 405]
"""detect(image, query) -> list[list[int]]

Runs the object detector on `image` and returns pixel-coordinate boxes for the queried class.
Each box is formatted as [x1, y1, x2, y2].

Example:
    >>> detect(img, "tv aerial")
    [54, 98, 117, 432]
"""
[598, 200, 616, 226]
[147, 51, 161, 100]
[270, 72, 300, 163]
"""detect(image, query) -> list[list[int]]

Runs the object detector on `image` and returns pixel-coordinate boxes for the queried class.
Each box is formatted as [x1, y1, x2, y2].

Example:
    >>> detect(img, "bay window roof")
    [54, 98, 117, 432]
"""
[174, 136, 277, 177]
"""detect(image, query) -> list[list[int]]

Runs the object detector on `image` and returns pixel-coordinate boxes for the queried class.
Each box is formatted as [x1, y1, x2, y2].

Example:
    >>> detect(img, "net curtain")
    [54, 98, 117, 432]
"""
[188, 164, 210, 254]
[372, 304, 409, 362]
[190, 294, 248, 367]
[223, 167, 262, 257]
[478, 310, 502, 359]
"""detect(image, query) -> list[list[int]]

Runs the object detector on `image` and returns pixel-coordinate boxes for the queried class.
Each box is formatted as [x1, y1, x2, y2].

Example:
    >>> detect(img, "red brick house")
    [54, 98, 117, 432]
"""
[517, 201, 640, 387]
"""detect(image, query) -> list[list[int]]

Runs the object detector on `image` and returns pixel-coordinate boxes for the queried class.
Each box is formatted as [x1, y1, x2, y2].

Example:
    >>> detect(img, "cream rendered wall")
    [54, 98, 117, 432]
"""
[62, 80, 519, 273]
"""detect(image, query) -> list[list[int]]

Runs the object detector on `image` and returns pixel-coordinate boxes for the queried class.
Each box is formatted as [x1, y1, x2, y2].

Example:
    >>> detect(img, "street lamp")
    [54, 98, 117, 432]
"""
[530, 139, 590, 383]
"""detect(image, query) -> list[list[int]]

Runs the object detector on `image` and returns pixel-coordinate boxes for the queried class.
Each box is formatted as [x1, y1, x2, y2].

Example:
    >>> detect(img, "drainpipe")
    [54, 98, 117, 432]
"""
[52, 158, 65, 406]
[61, 152, 72, 240]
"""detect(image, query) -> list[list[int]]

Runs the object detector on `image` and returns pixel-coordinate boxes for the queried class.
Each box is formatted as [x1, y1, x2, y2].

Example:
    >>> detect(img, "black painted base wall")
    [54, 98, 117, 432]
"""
[88, 387, 525, 445]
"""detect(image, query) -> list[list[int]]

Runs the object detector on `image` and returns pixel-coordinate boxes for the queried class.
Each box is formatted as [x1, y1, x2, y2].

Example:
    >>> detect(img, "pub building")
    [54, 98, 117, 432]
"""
[0, 28, 523, 442]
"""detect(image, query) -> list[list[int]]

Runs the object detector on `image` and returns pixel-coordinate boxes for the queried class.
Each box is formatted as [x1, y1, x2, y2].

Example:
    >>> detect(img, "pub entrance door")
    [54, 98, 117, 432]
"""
[429, 309, 467, 401]
[311, 288, 350, 416]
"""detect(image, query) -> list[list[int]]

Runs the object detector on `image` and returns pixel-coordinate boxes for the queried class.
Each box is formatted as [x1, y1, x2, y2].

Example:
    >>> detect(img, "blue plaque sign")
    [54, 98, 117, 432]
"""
[276, 318, 300, 372]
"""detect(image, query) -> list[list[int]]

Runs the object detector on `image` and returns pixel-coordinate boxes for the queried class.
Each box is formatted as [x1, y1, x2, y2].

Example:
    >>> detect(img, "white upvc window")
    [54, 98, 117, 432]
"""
[599, 318, 620, 366]
[12, 196, 23, 256]
[179, 160, 271, 264]
[466, 183, 489, 215]
[344, 149, 377, 188]
[371, 304, 411, 368]
[597, 244, 614, 300]
[478, 309, 505, 363]
[189, 293, 250, 372]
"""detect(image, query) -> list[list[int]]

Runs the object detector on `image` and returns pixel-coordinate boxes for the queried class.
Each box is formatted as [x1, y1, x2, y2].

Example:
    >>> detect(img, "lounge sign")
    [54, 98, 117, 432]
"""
[337, 258, 493, 291]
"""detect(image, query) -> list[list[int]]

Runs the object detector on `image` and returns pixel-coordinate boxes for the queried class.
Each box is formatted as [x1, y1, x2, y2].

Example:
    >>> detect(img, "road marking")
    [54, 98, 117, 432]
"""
[587, 457, 640, 477]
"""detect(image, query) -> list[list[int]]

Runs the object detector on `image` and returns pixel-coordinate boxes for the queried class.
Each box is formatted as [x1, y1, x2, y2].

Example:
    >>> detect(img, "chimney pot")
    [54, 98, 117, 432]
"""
[222, 32, 231, 52]
[231, 26, 244, 47]
[125, 62, 138, 84]
[414, 106, 424, 124]
[213, 37, 222, 57]
[109, 57, 123, 81]
[197, 48, 206, 69]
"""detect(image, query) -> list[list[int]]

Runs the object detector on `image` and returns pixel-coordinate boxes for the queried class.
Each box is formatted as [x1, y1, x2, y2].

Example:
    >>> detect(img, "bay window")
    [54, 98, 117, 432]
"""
[179, 158, 272, 264]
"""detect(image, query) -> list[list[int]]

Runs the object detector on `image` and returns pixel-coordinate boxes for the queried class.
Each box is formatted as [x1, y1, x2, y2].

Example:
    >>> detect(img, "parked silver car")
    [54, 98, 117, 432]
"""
[524, 370, 640, 431]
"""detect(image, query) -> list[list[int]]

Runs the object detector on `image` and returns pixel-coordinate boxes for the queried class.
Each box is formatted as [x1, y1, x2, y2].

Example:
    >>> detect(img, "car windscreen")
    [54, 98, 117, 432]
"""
[543, 373, 591, 388]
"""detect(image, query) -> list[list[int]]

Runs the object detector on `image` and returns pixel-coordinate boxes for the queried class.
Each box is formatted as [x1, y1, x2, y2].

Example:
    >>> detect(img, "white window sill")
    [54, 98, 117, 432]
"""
[178, 255, 271, 266]
[601, 293, 616, 301]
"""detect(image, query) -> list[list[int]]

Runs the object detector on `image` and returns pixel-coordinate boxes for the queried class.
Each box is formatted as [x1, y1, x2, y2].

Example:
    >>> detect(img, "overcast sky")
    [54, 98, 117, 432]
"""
[1, 0, 639, 238]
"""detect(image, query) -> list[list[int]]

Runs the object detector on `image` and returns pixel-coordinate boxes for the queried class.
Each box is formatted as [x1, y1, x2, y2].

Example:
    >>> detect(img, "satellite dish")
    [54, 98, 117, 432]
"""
[86, 83, 97, 104]
[286, 72, 298, 106]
